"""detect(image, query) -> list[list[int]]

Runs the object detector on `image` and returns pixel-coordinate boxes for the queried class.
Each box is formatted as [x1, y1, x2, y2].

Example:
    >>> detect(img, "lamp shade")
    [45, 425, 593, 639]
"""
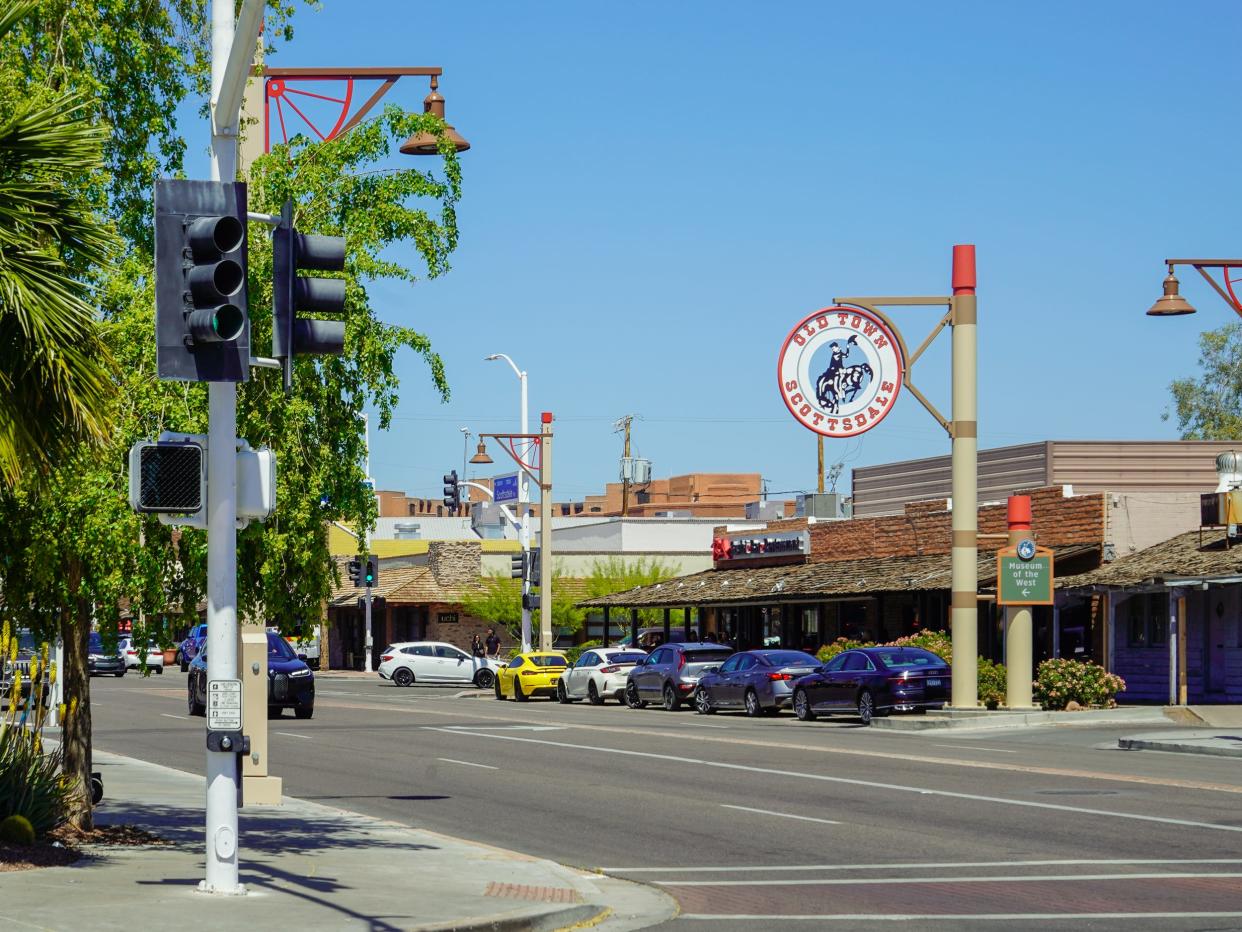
[469, 440, 493, 464]
[400, 90, 470, 155]
[1147, 272, 1196, 316]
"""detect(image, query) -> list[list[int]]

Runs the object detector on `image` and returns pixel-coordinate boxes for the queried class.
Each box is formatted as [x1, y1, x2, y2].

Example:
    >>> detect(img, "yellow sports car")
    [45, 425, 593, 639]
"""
[495, 652, 568, 701]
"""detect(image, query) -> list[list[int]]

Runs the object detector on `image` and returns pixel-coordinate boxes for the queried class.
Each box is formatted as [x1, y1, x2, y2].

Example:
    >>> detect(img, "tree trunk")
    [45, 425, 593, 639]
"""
[59, 597, 92, 831]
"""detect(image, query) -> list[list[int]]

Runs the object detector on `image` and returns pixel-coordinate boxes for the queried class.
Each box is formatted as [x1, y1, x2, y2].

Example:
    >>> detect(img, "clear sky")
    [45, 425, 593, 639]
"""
[188, 1, 1242, 504]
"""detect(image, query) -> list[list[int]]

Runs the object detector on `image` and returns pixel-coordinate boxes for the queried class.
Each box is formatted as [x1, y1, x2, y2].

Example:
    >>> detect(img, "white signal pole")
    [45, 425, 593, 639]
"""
[203, 0, 263, 896]
[485, 353, 530, 651]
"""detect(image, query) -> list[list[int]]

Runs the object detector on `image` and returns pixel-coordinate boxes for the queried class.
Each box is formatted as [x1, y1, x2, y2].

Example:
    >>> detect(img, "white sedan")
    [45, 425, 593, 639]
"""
[119, 637, 165, 674]
[377, 641, 502, 689]
[557, 647, 648, 705]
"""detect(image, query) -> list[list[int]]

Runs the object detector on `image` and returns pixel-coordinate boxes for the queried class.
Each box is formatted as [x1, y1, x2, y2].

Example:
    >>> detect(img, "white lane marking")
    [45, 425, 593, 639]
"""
[678, 912, 1242, 922]
[429, 728, 1242, 835]
[437, 758, 499, 770]
[160, 713, 189, 720]
[933, 744, 1017, 754]
[720, 804, 840, 826]
[441, 724, 566, 732]
[603, 858, 1242, 873]
[273, 731, 312, 740]
[658, 871, 1242, 887]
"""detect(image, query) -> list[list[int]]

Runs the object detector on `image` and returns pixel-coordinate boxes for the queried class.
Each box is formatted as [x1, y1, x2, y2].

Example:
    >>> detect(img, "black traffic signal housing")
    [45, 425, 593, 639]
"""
[442, 470, 460, 510]
[154, 180, 250, 382]
[510, 552, 524, 579]
[347, 558, 362, 588]
[363, 556, 379, 588]
[526, 548, 541, 588]
[522, 593, 541, 612]
[272, 200, 347, 391]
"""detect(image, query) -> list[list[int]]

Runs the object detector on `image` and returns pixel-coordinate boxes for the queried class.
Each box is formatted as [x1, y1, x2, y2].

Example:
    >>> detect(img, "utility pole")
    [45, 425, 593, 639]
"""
[617, 415, 634, 517]
[539, 413, 554, 650]
[817, 436, 825, 493]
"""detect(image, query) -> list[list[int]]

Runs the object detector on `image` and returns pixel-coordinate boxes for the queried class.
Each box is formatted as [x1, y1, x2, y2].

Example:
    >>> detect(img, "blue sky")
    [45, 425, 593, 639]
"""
[188, 1, 1242, 503]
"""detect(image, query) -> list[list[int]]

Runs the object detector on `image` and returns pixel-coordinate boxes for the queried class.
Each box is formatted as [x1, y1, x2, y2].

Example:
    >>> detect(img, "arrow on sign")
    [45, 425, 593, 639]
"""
[1022, 588, 1031, 596]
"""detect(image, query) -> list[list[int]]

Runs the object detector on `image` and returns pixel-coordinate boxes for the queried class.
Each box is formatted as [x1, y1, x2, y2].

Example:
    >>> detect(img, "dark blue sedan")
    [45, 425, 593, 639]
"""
[791, 646, 951, 725]
[695, 649, 821, 716]
[187, 632, 315, 720]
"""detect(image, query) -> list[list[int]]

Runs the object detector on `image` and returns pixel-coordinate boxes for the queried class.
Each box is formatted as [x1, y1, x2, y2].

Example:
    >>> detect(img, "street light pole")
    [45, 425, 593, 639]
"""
[538, 412, 554, 651]
[459, 427, 471, 505]
[486, 353, 531, 651]
[949, 245, 979, 710]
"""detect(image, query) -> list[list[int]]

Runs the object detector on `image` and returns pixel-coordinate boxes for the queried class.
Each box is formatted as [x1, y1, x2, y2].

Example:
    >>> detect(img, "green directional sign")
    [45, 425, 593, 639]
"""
[997, 547, 1054, 606]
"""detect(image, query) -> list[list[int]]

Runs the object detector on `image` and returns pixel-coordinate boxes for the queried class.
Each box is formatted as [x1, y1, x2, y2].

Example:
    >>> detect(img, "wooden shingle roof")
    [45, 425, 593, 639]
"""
[1058, 530, 1242, 589]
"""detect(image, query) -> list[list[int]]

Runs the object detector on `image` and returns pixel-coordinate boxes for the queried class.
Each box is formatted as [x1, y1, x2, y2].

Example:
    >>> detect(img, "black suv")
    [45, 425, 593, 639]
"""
[625, 642, 734, 711]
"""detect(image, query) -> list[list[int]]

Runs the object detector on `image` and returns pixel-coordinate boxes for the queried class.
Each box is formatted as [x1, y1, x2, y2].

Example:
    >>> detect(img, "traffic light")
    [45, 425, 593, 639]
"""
[526, 548, 541, 587]
[510, 552, 524, 579]
[522, 593, 541, 612]
[127, 438, 205, 513]
[442, 470, 460, 509]
[364, 556, 379, 588]
[271, 200, 347, 391]
[154, 180, 250, 382]
[347, 559, 362, 587]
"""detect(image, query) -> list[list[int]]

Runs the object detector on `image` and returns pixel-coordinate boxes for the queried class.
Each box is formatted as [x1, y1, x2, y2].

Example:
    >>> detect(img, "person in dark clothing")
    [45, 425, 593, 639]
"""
[485, 628, 501, 659]
[471, 634, 484, 658]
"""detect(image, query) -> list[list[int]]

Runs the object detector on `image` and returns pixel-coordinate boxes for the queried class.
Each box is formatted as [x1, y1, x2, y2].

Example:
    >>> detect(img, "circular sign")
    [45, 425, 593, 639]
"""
[777, 306, 904, 438]
[1017, 538, 1037, 561]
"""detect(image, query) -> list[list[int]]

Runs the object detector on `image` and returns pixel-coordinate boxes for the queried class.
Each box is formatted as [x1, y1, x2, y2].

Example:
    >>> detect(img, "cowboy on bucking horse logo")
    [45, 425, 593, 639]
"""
[777, 306, 904, 438]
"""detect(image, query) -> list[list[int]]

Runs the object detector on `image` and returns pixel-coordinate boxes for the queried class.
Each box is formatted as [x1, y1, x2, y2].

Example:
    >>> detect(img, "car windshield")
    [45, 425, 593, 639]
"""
[873, 648, 943, 669]
[527, 655, 566, 667]
[762, 651, 819, 667]
[17, 631, 37, 652]
[608, 652, 646, 664]
[684, 649, 731, 663]
[88, 632, 104, 651]
[267, 634, 297, 661]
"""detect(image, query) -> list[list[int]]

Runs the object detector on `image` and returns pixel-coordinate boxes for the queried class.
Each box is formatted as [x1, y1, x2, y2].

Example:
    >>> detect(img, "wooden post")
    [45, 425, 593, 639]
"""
[602, 605, 611, 647]
[663, 606, 671, 645]
[1178, 594, 1188, 705]
[684, 605, 692, 642]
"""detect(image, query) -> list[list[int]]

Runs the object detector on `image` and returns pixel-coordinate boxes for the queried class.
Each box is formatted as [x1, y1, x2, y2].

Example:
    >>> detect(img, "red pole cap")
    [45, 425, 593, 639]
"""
[952, 244, 976, 295]
[541, 411, 553, 424]
[1007, 494, 1032, 531]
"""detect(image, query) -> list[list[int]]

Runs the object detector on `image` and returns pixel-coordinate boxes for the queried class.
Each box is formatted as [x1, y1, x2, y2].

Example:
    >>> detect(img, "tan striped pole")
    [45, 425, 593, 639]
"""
[950, 244, 978, 708]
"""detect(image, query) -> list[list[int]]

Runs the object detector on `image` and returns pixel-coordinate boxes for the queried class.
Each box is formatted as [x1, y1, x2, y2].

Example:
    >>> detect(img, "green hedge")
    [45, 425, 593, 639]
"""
[1034, 658, 1125, 710]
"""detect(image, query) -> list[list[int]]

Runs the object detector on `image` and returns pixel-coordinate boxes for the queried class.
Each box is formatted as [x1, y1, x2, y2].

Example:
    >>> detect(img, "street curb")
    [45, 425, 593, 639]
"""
[1118, 737, 1242, 759]
[870, 707, 1173, 732]
[415, 903, 605, 932]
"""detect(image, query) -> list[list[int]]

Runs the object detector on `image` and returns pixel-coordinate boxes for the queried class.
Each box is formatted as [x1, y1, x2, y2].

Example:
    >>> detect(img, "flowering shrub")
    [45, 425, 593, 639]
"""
[1033, 658, 1125, 710]
[977, 658, 1007, 709]
[888, 630, 953, 665]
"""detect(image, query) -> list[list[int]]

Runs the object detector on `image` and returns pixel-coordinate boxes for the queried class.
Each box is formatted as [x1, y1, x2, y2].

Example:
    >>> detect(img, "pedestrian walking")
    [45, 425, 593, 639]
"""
[485, 627, 501, 659]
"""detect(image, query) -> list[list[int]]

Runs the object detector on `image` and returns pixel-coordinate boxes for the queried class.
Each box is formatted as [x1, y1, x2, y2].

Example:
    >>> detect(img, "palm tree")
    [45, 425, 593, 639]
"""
[0, 0, 116, 488]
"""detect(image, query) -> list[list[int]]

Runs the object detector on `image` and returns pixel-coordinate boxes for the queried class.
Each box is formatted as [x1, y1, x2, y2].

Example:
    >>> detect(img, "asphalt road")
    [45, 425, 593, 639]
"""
[89, 670, 1242, 930]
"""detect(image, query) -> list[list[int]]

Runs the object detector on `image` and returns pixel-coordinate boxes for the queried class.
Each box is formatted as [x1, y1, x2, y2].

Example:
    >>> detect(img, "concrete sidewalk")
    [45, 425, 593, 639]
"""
[870, 705, 1174, 732]
[0, 750, 674, 931]
[1119, 730, 1242, 759]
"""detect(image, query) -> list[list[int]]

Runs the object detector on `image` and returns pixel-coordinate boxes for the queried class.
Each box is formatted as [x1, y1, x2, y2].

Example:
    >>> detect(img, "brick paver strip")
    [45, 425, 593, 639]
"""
[484, 882, 582, 903]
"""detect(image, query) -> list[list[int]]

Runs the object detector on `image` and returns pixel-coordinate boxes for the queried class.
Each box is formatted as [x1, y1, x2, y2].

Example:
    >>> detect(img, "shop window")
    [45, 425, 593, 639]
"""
[801, 607, 820, 651]
[1126, 594, 1169, 648]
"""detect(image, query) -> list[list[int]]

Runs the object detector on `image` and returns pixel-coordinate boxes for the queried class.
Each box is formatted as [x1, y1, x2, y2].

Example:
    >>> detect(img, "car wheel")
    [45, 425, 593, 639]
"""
[268, 707, 282, 719]
[294, 706, 313, 720]
[494, 677, 505, 700]
[662, 683, 681, 711]
[393, 667, 414, 688]
[474, 668, 495, 690]
[587, 680, 604, 706]
[115, 669, 126, 677]
[557, 681, 571, 704]
[793, 688, 816, 722]
[187, 679, 204, 717]
[155, 667, 163, 675]
[744, 688, 763, 717]
[858, 689, 875, 726]
[625, 682, 646, 709]
[180, 661, 188, 673]
[514, 679, 529, 702]
[695, 687, 715, 715]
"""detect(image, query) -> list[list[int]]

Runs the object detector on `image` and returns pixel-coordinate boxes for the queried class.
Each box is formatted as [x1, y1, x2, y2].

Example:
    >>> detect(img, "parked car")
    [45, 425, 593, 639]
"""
[617, 626, 701, 650]
[119, 637, 165, 674]
[187, 632, 315, 719]
[178, 623, 208, 671]
[557, 647, 647, 705]
[695, 649, 820, 716]
[791, 646, 951, 725]
[285, 624, 322, 669]
[88, 631, 126, 677]
[625, 642, 734, 711]
[494, 652, 567, 701]
[1, 629, 41, 706]
[377, 641, 501, 689]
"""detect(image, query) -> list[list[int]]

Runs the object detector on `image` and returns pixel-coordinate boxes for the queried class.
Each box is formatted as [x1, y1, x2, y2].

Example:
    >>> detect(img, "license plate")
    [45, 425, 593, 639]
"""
[927, 678, 941, 686]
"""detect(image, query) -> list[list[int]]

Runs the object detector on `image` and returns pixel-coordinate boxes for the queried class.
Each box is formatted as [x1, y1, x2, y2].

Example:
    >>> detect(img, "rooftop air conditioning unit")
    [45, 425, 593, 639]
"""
[796, 493, 851, 520]
[745, 500, 784, 521]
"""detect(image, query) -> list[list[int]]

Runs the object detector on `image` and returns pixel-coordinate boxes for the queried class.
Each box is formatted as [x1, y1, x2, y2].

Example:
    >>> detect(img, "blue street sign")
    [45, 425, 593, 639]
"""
[493, 473, 519, 504]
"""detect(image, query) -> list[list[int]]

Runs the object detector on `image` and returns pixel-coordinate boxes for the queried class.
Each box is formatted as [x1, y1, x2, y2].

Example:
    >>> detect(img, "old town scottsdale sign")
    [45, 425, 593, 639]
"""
[778, 306, 905, 437]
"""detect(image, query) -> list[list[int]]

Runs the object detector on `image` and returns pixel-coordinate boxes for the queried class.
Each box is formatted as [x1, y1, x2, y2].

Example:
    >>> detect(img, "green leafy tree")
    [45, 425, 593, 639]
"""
[1167, 322, 1242, 439]
[459, 566, 585, 643]
[0, 2, 117, 488]
[584, 556, 686, 636]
